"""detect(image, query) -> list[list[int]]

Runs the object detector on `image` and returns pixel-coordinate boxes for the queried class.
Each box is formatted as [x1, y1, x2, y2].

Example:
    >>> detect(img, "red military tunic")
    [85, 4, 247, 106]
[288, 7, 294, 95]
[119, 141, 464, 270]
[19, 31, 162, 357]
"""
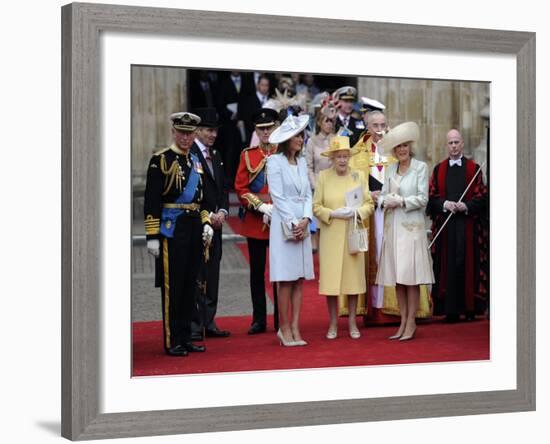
[234, 144, 277, 240]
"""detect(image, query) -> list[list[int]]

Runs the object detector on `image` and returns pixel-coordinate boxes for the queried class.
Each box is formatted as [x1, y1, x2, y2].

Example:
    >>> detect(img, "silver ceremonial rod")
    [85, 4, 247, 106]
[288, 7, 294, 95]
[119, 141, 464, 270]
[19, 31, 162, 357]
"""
[428, 161, 486, 250]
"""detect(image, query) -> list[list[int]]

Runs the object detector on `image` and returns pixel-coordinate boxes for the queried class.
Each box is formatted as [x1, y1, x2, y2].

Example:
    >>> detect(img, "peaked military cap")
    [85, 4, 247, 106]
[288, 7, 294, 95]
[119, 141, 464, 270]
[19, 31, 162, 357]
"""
[253, 108, 279, 128]
[360, 96, 386, 113]
[333, 86, 357, 101]
[170, 112, 201, 131]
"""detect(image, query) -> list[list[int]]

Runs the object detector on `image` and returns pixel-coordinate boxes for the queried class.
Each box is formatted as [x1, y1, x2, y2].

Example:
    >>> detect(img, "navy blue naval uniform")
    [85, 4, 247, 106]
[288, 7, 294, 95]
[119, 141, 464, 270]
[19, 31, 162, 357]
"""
[144, 144, 211, 353]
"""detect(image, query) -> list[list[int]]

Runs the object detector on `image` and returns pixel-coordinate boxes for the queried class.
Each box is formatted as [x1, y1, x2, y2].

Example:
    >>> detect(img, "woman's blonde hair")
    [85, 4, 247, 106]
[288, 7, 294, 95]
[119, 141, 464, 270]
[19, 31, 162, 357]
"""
[392, 141, 417, 157]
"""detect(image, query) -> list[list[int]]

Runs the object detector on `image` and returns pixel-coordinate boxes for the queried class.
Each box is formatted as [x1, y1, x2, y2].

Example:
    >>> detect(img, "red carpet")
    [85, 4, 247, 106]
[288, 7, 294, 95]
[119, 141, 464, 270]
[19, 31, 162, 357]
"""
[133, 218, 489, 376]
[132, 317, 489, 376]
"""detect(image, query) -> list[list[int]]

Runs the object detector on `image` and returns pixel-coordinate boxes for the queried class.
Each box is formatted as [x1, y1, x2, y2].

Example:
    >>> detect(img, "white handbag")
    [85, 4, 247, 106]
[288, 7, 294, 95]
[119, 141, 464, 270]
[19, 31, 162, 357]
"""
[348, 210, 368, 254]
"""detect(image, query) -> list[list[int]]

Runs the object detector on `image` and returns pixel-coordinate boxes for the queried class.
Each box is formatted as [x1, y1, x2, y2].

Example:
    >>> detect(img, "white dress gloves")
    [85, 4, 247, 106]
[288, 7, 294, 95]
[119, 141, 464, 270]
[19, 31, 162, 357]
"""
[202, 224, 214, 244]
[147, 239, 160, 257]
[444, 200, 468, 213]
[330, 207, 355, 220]
[148, 225, 214, 257]
[384, 194, 404, 209]
[258, 203, 273, 217]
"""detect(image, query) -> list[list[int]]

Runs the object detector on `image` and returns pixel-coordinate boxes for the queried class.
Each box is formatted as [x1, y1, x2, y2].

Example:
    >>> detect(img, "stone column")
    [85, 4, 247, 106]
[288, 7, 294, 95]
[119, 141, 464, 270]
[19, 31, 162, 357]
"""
[357, 76, 489, 171]
[131, 66, 188, 181]
[131, 66, 187, 220]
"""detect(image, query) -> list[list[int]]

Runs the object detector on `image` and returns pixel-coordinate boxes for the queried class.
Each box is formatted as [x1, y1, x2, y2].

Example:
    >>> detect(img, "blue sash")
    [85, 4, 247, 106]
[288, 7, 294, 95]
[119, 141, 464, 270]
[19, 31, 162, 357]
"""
[160, 153, 201, 238]
[249, 168, 265, 193]
[239, 165, 265, 220]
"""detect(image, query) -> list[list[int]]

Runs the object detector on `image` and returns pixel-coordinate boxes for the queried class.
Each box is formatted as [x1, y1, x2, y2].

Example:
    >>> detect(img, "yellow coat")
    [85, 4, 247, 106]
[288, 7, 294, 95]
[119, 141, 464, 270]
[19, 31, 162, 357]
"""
[313, 168, 374, 295]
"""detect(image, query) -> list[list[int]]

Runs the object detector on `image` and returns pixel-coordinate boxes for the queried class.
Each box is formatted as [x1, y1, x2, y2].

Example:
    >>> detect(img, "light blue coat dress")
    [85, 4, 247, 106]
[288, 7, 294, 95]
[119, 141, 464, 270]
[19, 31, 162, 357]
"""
[267, 153, 315, 282]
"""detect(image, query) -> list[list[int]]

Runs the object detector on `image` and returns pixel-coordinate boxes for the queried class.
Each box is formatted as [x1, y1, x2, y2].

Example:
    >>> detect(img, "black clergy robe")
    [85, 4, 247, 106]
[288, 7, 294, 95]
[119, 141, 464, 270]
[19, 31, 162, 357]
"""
[427, 157, 489, 318]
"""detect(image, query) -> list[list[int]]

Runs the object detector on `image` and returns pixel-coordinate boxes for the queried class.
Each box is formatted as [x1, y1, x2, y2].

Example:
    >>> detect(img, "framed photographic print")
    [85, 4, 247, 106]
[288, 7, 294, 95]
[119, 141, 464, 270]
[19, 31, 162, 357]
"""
[62, 2, 535, 440]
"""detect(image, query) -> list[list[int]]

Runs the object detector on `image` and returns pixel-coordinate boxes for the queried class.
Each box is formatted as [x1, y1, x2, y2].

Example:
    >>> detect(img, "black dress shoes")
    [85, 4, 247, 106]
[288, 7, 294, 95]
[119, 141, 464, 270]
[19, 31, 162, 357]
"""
[444, 314, 460, 323]
[166, 345, 189, 357]
[247, 322, 266, 335]
[183, 342, 206, 352]
[205, 328, 231, 338]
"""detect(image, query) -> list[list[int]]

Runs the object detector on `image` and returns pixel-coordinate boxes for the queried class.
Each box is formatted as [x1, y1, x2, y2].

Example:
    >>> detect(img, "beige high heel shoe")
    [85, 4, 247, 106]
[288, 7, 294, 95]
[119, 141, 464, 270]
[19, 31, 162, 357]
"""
[399, 326, 416, 341]
[389, 324, 406, 340]
[277, 329, 298, 347]
[291, 329, 308, 346]
[326, 327, 338, 340]
[349, 325, 361, 339]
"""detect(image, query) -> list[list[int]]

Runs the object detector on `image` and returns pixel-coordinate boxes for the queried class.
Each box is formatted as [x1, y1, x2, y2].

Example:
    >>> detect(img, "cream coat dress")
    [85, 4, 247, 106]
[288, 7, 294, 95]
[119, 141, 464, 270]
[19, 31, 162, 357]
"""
[313, 168, 374, 295]
[376, 158, 435, 286]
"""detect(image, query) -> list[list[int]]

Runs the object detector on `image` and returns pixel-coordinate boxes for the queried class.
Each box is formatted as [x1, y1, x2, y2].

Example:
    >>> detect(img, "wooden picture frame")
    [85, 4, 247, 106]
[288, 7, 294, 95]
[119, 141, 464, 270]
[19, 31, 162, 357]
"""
[61, 2, 535, 440]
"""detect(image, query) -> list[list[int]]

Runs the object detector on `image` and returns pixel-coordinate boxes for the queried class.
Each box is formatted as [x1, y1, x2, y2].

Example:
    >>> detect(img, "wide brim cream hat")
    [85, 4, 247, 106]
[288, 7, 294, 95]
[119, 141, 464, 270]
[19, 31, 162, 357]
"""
[377, 121, 420, 156]
[320, 135, 359, 157]
[268, 114, 310, 144]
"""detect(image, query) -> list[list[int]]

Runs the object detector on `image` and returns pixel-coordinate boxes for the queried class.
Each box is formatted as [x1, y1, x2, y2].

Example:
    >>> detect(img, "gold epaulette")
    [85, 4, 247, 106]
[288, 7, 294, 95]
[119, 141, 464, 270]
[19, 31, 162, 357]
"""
[241, 192, 264, 210]
[244, 148, 267, 175]
[200, 210, 211, 225]
[153, 146, 171, 156]
[144, 214, 160, 235]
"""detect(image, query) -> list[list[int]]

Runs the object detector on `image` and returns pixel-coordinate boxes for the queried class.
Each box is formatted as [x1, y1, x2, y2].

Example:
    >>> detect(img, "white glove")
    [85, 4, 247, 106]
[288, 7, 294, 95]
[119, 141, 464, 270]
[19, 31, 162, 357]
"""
[455, 202, 468, 213]
[330, 207, 355, 220]
[384, 194, 404, 209]
[202, 224, 214, 244]
[258, 203, 273, 217]
[262, 213, 271, 225]
[443, 200, 457, 213]
[147, 239, 160, 257]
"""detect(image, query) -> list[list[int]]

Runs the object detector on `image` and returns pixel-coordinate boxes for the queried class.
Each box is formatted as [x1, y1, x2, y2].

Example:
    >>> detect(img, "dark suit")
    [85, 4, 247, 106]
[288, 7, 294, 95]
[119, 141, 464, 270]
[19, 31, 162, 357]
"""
[334, 115, 365, 147]
[189, 72, 218, 110]
[239, 93, 265, 144]
[190, 141, 229, 333]
[239, 71, 257, 98]
[215, 73, 249, 187]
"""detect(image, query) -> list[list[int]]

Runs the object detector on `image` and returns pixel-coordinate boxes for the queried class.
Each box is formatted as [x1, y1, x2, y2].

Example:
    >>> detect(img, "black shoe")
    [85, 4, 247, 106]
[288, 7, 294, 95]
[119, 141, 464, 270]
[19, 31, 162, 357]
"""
[444, 314, 460, 323]
[183, 342, 206, 352]
[205, 328, 231, 338]
[191, 331, 204, 341]
[166, 345, 189, 357]
[248, 322, 266, 335]
[465, 313, 476, 322]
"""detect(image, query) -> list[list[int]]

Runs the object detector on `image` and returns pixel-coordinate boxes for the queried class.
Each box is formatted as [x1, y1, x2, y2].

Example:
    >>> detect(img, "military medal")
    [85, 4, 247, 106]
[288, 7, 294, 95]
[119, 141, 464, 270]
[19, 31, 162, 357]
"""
[194, 160, 204, 174]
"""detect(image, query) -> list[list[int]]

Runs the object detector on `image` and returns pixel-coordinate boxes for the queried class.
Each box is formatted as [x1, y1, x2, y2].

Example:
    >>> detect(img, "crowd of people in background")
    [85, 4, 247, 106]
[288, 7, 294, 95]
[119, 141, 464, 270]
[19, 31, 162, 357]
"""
[143, 70, 489, 356]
